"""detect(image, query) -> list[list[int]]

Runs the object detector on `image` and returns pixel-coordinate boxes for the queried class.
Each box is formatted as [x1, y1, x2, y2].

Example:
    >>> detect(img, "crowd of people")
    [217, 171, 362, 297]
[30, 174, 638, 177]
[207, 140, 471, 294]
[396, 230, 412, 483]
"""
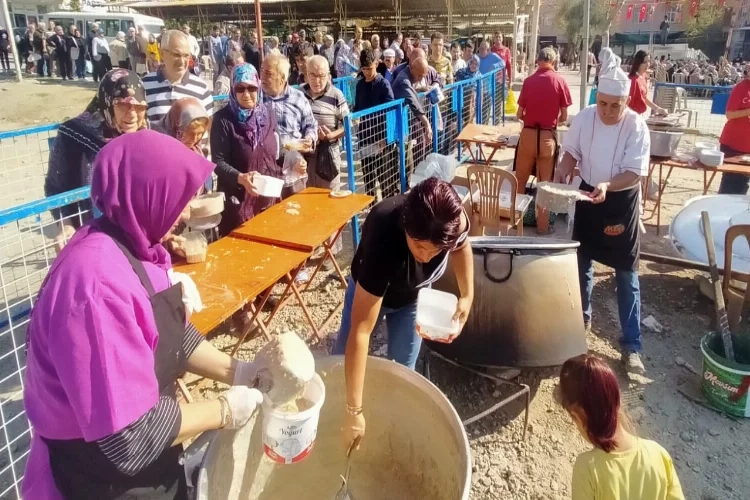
[645, 53, 748, 87]
[8, 19, 711, 499]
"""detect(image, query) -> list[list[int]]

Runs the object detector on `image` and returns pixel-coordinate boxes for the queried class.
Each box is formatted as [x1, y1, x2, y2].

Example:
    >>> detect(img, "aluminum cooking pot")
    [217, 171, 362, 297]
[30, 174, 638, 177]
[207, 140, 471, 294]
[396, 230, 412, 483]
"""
[429, 236, 587, 367]
[195, 356, 471, 500]
[649, 129, 683, 157]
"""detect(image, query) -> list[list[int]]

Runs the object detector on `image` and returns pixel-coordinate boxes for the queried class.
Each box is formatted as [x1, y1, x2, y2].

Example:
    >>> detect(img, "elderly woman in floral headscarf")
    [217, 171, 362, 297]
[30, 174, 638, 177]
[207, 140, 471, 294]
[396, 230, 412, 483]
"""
[155, 97, 210, 156]
[45, 68, 147, 248]
[211, 63, 280, 236]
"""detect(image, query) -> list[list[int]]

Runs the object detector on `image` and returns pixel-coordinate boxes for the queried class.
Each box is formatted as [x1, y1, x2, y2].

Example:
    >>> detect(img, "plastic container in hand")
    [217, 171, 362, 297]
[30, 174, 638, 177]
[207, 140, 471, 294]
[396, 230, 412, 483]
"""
[184, 232, 208, 264]
[255, 174, 284, 198]
[416, 288, 460, 343]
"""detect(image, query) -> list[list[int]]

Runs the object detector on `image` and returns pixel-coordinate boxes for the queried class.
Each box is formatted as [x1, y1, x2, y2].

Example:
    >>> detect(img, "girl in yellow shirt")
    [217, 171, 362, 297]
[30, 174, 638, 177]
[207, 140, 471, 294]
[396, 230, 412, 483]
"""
[559, 354, 685, 500]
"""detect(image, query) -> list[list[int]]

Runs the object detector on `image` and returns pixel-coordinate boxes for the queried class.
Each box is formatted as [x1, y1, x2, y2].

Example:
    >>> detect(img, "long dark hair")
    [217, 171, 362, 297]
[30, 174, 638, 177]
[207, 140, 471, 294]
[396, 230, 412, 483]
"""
[629, 50, 648, 78]
[559, 354, 621, 452]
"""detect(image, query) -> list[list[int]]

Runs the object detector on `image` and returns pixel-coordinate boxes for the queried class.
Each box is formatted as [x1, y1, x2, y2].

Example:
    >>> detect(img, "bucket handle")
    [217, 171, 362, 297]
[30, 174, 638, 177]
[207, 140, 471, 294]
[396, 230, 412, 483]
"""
[481, 248, 518, 283]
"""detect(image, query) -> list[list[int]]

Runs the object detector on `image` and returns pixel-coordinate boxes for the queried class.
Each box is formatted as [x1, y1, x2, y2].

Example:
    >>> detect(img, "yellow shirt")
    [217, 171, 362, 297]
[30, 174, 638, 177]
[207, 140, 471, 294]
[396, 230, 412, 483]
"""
[428, 55, 454, 85]
[572, 438, 685, 500]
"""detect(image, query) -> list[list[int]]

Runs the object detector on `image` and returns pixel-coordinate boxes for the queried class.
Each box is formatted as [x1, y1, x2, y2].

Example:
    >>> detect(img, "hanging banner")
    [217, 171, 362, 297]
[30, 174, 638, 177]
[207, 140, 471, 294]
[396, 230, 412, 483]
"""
[689, 0, 699, 16]
[626, 4, 634, 20]
[639, 3, 648, 21]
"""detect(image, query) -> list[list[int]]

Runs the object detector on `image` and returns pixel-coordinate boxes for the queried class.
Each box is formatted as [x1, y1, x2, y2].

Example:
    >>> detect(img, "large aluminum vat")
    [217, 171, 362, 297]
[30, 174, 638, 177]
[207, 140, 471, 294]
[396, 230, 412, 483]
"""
[196, 356, 471, 500]
[429, 236, 587, 367]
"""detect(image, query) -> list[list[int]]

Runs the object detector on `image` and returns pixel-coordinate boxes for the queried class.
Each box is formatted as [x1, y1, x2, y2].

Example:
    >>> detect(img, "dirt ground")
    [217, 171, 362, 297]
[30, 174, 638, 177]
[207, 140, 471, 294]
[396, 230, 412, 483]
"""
[2, 74, 748, 499]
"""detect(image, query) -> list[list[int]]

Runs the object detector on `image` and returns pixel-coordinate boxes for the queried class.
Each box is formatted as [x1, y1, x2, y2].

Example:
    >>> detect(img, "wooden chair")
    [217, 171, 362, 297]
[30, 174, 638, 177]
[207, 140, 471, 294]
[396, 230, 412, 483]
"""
[722, 225, 750, 331]
[467, 164, 524, 236]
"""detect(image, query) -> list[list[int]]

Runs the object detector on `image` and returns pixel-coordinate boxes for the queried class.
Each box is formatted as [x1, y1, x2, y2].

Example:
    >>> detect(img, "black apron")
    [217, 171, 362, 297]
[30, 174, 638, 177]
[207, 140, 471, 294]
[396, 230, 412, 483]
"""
[511, 125, 560, 189]
[572, 180, 640, 271]
[44, 225, 190, 500]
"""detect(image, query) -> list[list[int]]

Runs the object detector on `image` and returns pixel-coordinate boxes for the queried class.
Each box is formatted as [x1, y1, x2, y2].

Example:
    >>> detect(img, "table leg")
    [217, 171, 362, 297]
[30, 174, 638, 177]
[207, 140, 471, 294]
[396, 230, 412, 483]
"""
[303, 226, 348, 290]
[285, 271, 323, 342]
[655, 164, 675, 236]
[465, 142, 477, 163]
[704, 171, 718, 195]
[177, 378, 194, 403]
[230, 288, 275, 357]
[485, 146, 500, 165]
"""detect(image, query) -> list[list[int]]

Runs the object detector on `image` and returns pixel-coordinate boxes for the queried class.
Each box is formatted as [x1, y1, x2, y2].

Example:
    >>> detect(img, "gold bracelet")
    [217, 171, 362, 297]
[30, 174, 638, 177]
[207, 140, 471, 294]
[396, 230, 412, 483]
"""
[346, 404, 363, 416]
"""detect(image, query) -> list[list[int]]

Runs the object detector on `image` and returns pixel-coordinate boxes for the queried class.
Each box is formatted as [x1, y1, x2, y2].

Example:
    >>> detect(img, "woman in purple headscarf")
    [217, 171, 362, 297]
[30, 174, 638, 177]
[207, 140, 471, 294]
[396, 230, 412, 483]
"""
[23, 130, 268, 499]
[211, 62, 281, 236]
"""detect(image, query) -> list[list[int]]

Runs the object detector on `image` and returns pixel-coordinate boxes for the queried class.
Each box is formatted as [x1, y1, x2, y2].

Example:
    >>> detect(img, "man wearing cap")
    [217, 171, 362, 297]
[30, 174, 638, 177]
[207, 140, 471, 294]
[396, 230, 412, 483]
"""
[555, 48, 650, 375]
[378, 48, 397, 83]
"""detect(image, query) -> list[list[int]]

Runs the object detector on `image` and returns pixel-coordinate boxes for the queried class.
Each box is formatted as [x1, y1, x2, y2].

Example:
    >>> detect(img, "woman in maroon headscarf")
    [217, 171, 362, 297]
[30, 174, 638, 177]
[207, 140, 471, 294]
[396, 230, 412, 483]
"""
[24, 130, 268, 499]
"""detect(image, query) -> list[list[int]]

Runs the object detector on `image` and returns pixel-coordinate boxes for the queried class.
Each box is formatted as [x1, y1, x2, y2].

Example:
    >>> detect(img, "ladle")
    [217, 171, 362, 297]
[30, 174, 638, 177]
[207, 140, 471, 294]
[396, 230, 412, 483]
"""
[334, 436, 361, 500]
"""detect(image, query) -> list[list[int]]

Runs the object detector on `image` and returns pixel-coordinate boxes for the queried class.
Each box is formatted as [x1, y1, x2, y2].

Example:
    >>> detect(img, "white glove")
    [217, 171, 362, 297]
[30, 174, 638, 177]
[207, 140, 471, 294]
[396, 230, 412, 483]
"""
[223, 386, 264, 429]
[168, 270, 204, 318]
[233, 359, 268, 386]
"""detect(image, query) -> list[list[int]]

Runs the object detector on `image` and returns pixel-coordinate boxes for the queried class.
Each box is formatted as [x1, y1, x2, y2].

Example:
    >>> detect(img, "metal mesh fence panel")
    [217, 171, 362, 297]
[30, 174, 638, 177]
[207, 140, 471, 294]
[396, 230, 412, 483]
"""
[405, 94, 434, 180]
[0, 188, 92, 499]
[494, 70, 506, 126]
[436, 83, 461, 159]
[478, 74, 494, 126]
[0, 126, 59, 211]
[653, 83, 733, 146]
[333, 76, 357, 108]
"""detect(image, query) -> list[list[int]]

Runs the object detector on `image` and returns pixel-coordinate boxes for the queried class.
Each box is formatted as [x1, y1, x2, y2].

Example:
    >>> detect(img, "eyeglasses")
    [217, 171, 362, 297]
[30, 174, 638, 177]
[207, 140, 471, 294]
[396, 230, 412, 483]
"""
[114, 102, 148, 112]
[163, 49, 191, 60]
[307, 72, 328, 81]
[234, 84, 257, 95]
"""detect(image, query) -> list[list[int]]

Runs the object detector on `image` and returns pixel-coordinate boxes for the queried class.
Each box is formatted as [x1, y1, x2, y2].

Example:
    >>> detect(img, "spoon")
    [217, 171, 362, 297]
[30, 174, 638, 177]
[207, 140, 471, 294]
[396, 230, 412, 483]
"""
[334, 436, 361, 500]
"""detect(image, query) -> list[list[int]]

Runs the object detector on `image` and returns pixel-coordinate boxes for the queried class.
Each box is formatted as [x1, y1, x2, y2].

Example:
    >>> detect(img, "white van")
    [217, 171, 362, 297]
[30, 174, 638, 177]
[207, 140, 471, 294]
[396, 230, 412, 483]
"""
[42, 10, 164, 42]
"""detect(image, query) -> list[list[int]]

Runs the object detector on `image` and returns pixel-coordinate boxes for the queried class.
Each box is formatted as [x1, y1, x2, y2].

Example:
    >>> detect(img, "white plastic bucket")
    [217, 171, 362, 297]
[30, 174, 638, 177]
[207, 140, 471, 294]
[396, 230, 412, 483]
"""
[416, 288, 459, 342]
[255, 174, 284, 198]
[260, 373, 325, 464]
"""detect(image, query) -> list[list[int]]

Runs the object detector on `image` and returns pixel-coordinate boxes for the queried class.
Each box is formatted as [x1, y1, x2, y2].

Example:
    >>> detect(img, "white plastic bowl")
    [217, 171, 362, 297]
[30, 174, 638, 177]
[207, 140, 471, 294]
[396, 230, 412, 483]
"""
[416, 288, 459, 342]
[694, 141, 718, 158]
[255, 174, 284, 198]
[700, 150, 724, 168]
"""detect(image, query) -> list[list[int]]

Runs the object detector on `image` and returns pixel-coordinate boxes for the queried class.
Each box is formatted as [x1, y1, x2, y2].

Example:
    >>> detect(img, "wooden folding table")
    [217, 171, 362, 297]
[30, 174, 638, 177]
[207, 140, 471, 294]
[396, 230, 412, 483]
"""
[230, 187, 374, 339]
[456, 123, 520, 165]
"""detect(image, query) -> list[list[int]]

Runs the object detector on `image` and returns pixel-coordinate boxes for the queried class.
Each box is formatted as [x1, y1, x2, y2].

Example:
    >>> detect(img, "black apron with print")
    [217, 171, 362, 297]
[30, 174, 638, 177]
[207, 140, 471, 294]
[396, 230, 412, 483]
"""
[572, 180, 640, 271]
[44, 225, 190, 500]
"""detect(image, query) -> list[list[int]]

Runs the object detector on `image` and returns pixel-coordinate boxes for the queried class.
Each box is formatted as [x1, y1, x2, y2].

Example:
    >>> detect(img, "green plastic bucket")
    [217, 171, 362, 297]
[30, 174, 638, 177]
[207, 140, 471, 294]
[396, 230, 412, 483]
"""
[701, 332, 750, 418]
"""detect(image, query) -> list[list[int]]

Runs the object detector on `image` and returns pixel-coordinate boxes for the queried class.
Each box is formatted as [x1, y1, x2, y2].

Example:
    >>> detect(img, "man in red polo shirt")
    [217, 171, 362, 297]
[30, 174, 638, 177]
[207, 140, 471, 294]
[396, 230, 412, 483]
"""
[515, 47, 573, 234]
[491, 31, 512, 81]
[718, 68, 750, 194]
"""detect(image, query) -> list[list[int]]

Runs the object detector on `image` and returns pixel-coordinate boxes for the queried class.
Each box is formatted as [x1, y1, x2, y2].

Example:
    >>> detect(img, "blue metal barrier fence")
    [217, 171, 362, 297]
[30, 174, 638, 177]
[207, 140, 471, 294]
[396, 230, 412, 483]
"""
[0, 68, 505, 498]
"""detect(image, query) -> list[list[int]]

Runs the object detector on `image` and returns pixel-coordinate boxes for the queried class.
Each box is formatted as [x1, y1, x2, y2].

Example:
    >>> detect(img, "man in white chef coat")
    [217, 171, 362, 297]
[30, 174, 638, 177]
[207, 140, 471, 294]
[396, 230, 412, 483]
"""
[555, 47, 651, 375]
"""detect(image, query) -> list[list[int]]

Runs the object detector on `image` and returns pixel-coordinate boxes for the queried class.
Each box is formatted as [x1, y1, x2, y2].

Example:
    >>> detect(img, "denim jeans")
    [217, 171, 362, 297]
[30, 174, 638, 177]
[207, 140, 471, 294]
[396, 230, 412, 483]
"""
[332, 278, 421, 369]
[718, 144, 749, 195]
[75, 58, 86, 79]
[578, 253, 642, 352]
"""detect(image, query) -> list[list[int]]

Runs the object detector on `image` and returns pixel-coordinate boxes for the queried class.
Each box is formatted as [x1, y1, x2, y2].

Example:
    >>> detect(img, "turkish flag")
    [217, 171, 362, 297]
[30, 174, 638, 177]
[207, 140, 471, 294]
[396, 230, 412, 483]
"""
[626, 4, 634, 20]
[639, 4, 648, 21]
[689, 0, 699, 16]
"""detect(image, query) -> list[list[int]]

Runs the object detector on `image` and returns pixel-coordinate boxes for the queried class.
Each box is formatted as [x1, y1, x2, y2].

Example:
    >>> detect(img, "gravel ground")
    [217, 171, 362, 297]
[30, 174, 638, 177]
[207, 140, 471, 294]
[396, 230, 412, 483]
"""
[3, 73, 748, 499]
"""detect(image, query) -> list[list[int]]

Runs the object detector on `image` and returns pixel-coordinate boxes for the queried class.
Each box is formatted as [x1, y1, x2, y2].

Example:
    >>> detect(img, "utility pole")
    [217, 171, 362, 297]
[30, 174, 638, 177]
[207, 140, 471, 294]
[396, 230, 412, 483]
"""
[1, 0, 23, 82]
[529, 0, 540, 60]
[580, 0, 590, 111]
[254, 0, 264, 65]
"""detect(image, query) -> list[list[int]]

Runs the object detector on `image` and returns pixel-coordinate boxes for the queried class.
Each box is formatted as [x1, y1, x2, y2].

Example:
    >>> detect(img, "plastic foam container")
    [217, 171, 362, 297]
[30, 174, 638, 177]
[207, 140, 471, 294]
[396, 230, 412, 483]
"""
[416, 288, 460, 342]
[255, 174, 284, 198]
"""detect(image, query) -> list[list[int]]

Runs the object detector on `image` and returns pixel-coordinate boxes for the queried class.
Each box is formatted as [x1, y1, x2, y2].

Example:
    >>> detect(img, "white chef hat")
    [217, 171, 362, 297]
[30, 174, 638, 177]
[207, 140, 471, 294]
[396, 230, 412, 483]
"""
[597, 47, 630, 97]
[383, 48, 395, 58]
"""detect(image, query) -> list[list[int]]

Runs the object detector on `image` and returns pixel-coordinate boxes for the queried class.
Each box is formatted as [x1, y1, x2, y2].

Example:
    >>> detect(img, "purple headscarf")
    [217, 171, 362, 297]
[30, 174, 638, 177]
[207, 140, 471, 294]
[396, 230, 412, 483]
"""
[90, 129, 215, 270]
[22, 130, 215, 499]
[228, 63, 269, 147]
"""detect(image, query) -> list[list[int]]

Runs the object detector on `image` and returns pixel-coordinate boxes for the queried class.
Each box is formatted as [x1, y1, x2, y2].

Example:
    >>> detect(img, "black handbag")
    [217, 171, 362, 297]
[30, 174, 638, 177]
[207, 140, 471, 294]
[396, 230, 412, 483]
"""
[315, 140, 339, 182]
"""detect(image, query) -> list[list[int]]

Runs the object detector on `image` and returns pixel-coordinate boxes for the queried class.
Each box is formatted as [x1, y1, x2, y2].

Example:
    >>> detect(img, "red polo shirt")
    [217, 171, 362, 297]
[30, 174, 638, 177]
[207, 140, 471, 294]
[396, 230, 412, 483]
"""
[720, 79, 750, 153]
[628, 74, 648, 114]
[517, 67, 572, 129]
[492, 44, 512, 80]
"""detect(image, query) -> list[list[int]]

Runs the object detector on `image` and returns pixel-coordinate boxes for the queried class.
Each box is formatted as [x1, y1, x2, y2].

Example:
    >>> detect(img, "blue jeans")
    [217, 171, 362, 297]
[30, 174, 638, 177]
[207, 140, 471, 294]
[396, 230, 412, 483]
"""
[332, 278, 421, 369]
[718, 144, 749, 195]
[578, 253, 642, 352]
[75, 58, 86, 79]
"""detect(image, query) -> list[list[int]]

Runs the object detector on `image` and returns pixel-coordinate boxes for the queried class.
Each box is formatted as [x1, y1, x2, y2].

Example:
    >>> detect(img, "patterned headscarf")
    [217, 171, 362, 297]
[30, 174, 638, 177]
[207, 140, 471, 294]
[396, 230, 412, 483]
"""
[85, 68, 147, 138]
[228, 63, 268, 147]
[158, 97, 209, 152]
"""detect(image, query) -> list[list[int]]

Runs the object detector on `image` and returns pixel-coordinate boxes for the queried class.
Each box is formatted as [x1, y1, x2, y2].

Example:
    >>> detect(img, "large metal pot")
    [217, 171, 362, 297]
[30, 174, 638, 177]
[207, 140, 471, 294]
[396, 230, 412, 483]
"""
[196, 356, 471, 500]
[428, 236, 587, 367]
[649, 129, 683, 157]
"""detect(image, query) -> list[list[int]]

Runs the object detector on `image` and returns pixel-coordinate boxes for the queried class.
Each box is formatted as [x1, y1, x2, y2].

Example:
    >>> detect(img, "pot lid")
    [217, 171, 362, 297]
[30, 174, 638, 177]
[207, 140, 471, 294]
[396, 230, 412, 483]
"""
[469, 236, 580, 251]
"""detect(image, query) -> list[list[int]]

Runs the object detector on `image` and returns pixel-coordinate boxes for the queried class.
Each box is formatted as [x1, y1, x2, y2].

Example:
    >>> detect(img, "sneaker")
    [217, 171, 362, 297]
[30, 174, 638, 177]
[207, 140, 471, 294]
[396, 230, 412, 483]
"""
[625, 351, 645, 375]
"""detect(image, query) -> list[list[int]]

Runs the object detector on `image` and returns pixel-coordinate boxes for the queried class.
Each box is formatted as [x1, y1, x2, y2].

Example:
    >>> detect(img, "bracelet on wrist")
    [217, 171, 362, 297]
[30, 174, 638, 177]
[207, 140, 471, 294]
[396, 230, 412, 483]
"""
[346, 404, 363, 416]
[218, 396, 232, 428]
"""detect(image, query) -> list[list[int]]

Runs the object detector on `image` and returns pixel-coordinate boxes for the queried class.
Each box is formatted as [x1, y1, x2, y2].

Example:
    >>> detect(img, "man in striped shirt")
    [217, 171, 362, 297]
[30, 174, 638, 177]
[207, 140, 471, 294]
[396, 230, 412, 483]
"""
[142, 30, 214, 125]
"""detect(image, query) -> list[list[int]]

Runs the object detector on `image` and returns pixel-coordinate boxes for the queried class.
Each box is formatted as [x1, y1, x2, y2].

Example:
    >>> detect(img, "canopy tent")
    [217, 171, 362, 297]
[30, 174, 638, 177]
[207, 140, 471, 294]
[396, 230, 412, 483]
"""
[115, 0, 527, 36]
